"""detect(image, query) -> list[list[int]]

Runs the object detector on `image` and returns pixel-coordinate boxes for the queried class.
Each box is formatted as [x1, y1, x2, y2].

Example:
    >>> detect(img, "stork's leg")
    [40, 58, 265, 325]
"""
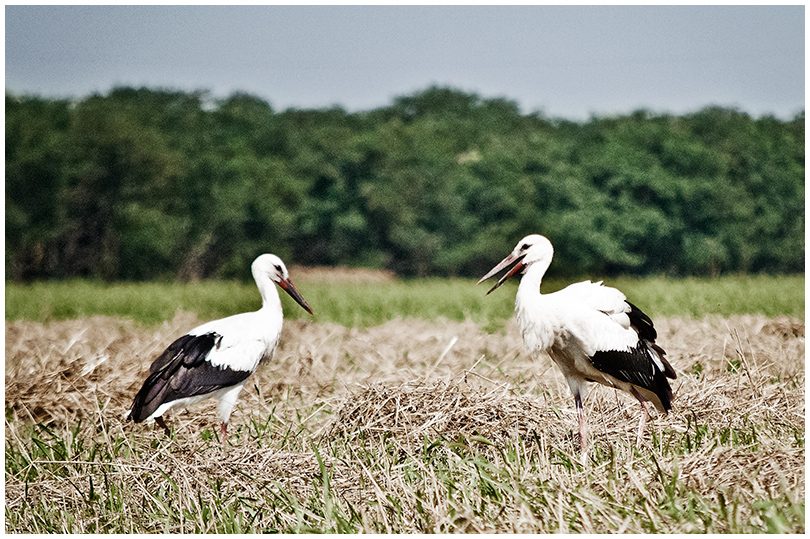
[155, 416, 171, 437]
[630, 387, 649, 446]
[575, 394, 588, 454]
[217, 382, 244, 444]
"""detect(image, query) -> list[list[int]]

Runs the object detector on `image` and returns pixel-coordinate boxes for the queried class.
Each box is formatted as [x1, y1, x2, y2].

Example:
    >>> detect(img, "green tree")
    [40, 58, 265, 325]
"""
[5, 94, 72, 279]
[3, 87, 805, 281]
[60, 94, 185, 280]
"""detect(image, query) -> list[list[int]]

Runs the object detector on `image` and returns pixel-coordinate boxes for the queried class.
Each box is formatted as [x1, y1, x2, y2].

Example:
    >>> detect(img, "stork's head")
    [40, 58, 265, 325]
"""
[252, 254, 314, 314]
[477, 234, 554, 295]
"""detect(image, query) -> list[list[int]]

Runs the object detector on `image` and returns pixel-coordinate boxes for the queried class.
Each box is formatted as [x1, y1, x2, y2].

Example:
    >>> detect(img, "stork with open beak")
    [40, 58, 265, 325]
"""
[479, 234, 676, 453]
[128, 254, 313, 440]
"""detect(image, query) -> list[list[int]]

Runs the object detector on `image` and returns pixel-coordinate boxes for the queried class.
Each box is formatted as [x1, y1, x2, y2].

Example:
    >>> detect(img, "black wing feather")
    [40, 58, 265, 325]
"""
[590, 345, 674, 411]
[129, 332, 251, 422]
[590, 301, 676, 411]
[147, 332, 222, 374]
[626, 301, 657, 342]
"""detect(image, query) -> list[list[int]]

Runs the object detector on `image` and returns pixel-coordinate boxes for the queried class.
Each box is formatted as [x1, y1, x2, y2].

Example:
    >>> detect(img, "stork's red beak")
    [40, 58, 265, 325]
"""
[278, 278, 314, 315]
[477, 252, 526, 295]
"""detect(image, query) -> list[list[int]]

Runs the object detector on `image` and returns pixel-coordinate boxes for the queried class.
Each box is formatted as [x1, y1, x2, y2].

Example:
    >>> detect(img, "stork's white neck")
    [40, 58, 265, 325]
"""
[254, 275, 285, 353]
[255, 276, 283, 314]
[514, 257, 557, 353]
[516, 257, 550, 301]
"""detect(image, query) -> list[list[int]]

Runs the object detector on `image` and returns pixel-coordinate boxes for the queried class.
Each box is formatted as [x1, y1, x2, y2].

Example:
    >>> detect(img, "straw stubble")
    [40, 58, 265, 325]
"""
[5, 313, 805, 532]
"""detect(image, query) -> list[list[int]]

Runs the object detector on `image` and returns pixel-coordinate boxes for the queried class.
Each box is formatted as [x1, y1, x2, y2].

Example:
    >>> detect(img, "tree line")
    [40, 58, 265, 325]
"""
[5, 86, 805, 281]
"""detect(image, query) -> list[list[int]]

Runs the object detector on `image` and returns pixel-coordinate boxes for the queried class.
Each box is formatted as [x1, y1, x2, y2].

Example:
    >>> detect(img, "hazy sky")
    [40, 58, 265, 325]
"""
[5, 4, 805, 120]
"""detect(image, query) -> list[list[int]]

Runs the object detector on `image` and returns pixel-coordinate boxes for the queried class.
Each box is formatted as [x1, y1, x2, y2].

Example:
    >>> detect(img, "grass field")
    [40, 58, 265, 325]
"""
[4, 274, 805, 532]
[5, 273, 805, 326]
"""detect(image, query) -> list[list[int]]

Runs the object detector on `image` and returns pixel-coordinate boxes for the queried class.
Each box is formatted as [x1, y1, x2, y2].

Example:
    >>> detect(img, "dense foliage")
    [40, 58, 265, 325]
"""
[6, 86, 804, 280]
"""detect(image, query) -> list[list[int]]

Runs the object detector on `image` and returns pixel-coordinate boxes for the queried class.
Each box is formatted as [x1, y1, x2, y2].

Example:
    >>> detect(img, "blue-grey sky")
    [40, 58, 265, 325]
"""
[5, 4, 805, 120]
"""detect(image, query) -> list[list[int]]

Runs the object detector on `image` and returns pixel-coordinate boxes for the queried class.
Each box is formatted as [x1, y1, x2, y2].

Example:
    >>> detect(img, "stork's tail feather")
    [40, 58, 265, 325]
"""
[642, 340, 676, 413]
[654, 372, 675, 413]
[651, 342, 676, 380]
[129, 371, 172, 423]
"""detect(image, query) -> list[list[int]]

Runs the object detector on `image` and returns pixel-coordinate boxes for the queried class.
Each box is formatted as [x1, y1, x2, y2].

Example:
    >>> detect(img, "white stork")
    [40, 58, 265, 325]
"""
[478, 234, 675, 453]
[128, 254, 313, 439]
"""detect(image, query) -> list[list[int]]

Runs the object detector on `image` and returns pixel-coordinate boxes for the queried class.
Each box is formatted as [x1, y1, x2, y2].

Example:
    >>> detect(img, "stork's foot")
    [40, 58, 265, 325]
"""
[636, 405, 649, 447]
[630, 387, 650, 447]
[575, 394, 589, 456]
[220, 421, 228, 443]
[155, 416, 171, 437]
[578, 424, 589, 455]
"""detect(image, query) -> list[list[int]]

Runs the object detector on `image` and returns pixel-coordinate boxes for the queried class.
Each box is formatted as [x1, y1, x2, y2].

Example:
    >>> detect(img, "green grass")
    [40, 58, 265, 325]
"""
[5, 274, 805, 328]
[607, 274, 805, 319]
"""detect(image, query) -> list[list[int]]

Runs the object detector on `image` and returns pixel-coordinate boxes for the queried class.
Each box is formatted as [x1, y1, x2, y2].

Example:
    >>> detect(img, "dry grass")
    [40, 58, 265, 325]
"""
[288, 265, 396, 284]
[5, 313, 805, 532]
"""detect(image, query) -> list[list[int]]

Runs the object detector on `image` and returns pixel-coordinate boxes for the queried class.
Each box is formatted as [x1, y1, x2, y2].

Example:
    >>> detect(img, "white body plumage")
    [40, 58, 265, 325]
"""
[479, 234, 675, 452]
[128, 254, 313, 439]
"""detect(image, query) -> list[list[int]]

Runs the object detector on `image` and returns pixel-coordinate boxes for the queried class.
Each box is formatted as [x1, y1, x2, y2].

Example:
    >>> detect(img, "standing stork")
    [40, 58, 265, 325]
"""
[128, 254, 313, 439]
[478, 234, 675, 453]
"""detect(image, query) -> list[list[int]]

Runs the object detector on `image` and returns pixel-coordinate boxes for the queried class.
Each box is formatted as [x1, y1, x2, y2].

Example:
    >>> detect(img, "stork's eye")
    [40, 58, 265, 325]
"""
[520, 243, 531, 251]
[274, 264, 283, 273]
